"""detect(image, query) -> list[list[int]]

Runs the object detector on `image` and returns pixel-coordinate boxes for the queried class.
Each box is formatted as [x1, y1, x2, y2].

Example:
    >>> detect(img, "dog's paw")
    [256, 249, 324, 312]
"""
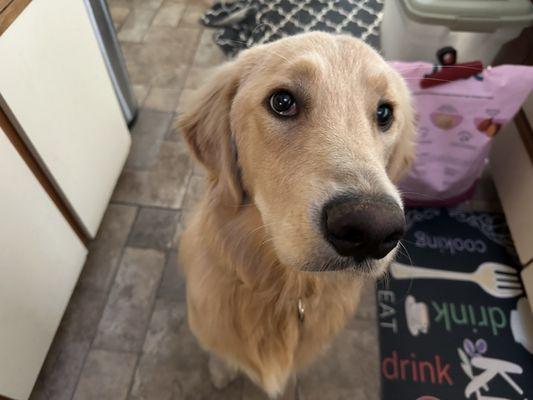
[208, 354, 239, 389]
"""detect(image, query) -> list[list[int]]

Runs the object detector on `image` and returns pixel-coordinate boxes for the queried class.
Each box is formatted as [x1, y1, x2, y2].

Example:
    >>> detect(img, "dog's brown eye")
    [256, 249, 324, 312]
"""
[269, 91, 298, 117]
[376, 103, 393, 131]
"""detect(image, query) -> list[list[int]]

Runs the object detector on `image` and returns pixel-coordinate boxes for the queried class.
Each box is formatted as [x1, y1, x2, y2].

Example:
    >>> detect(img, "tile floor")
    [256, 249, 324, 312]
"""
[29, 1, 502, 399]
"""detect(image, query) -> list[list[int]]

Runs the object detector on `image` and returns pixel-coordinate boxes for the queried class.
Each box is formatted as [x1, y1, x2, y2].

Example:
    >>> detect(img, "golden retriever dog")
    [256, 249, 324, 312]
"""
[178, 32, 415, 398]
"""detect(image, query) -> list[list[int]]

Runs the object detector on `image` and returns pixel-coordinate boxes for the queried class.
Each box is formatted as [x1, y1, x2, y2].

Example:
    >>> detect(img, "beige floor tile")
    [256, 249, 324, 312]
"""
[109, 5, 131, 30]
[192, 161, 207, 177]
[144, 24, 202, 44]
[109, 0, 162, 9]
[152, 1, 187, 27]
[93, 247, 165, 352]
[144, 87, 182, 112]
[131, 84, 150, 106]
[178, 0, 214, 6]
[106, 0, 130, 9]
[164, 114, 183, 142]
[171, 209, 188, 248]
[179, 2, 206, 28]
[112, 141, 193, 208]
[78, 204, 138, 292]
[121, 36, 199, 88]
[129, 0, 164, 11]
[175, 87, 195, 114]
[126, 109, 174, 170]
[128, 207, 181, 250]
[73, 349, 138, 400]
[129, 299, 193, 400]
[192, 28, 227, 68]
[129, 355, 183, 400]
[130, 299, 244, 400]
[118, 9, 156, 42]
[56, 287, 108, 342]
[242, 378, 271, 400]
[248, 378, 297, 400]
[157, 249, 186, 301]
[140, 299, 188, 356]
[181, 174, 204, 210]
[184, 66, 210, 90]
[127, 60, 190, 89]
[113, 169, 171, 208]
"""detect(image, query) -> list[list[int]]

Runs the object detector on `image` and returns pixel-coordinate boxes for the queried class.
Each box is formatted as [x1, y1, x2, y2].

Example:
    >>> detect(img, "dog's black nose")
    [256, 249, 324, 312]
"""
[322, 195, 405, 261]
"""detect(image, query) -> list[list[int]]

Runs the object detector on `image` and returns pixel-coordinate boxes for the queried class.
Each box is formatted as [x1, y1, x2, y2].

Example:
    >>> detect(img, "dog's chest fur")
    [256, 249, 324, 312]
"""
[180, 204, 363, 396]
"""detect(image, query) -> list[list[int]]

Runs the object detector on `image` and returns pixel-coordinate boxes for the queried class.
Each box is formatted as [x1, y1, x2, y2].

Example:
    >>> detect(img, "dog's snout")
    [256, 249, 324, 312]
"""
[322, 195, 405, 261]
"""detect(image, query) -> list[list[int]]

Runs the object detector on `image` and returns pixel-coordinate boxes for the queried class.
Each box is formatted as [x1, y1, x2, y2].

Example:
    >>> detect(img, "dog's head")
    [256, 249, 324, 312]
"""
[179, 32, 415, 276]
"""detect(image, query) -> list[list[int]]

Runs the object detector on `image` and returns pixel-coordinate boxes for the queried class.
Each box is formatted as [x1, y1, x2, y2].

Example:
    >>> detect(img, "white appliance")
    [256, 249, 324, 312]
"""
[381, 0, 533, 64]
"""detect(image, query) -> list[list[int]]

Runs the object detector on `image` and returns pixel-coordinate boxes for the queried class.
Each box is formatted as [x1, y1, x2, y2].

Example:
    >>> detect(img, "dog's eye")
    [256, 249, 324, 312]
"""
[376, 103, 394, 131]
[269, 91, 298, 117]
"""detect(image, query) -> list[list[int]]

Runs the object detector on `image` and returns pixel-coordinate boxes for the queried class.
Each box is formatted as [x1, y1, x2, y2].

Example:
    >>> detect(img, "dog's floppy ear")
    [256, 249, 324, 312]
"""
[387, 104, 417, 182]
[178, 61, 243, 205]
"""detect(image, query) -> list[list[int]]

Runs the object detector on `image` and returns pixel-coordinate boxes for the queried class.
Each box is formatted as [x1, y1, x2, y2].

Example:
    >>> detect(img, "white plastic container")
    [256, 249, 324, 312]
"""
[381, 0, 533, 64]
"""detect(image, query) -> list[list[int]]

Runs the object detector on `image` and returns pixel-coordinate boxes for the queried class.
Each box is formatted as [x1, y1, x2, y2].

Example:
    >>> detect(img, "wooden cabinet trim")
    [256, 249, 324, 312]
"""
[0, 105, 88, 245]
[0, 0, 31, 35]
[0, 0, 13, 13]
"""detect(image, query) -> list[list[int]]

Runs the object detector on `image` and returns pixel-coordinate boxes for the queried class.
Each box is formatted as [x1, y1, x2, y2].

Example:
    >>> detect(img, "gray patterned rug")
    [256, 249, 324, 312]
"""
[202, 0, 384, 56]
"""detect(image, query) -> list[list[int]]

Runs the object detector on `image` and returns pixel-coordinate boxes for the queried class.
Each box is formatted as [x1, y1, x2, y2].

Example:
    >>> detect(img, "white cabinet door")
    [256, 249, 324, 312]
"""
[0, 0, 131, 238]
[0, 129, 88, 400]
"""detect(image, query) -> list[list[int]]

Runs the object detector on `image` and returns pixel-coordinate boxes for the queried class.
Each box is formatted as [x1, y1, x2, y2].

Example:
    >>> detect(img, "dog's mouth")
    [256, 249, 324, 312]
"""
[301, 254, 388, 275]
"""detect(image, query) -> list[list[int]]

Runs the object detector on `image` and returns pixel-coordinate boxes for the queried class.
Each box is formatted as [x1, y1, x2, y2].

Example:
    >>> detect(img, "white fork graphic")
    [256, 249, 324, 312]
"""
[390, 262, 523, 299]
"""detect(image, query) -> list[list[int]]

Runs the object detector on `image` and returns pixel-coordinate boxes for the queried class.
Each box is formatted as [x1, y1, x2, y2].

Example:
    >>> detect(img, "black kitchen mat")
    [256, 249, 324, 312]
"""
[202, 0, 384, 56]
[377, 208, 533, 400]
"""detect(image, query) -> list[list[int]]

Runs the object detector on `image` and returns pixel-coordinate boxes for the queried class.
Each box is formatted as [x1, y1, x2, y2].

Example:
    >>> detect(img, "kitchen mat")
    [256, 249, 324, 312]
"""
[202, 0, 384, 56]
[377, 208, 533, 400]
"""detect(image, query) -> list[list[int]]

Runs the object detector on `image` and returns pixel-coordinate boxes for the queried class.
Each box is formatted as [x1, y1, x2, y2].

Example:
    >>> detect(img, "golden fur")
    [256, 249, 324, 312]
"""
[178, 32, 415, 398]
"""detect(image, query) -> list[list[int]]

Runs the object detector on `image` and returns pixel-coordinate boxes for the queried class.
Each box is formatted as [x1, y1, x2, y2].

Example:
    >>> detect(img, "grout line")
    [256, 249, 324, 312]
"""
[164, 206, 182, 252]
[113, 6, 131, 33]
[120, 242, 176, 252]
[165, 111, 181, 140]
[110, 199, 183, 212]
[180, 167, 195, 209]
[179, 21, 206, 82]
[161, 109, 179, 139]
[177, 1, 196, 29]
[173, 209, 184, 248]
[141, 88, 185, 115]
[124, 205, 144, 246]
[139, 5, 160, 43]
[133, 84, 150, 112]
[175, 0, 187, 27]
